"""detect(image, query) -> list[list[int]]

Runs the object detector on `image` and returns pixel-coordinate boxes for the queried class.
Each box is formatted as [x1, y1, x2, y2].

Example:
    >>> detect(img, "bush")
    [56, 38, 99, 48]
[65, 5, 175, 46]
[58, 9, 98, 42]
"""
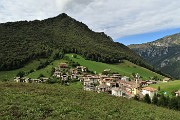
[38, 74, 45, 78]
[46, 78, 59, 84]
[29, 69, 34, 73]
[73, 54, 77, 58]
[16, 71, 25, 78]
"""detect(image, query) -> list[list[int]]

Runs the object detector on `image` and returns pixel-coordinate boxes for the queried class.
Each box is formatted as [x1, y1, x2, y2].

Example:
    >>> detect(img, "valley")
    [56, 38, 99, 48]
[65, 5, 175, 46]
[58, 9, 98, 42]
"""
[0, 12, 179, 120]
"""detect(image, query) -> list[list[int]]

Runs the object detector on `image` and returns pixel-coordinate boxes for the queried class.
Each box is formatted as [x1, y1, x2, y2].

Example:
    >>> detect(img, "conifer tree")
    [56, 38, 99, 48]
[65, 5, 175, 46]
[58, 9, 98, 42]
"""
[152, 93, 158, 105]
[144, 94, 151, 104]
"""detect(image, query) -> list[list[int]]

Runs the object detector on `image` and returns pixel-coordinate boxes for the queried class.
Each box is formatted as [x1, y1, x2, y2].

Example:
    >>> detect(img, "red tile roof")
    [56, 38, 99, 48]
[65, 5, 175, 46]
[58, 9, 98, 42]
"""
[142, 87, 157, 92]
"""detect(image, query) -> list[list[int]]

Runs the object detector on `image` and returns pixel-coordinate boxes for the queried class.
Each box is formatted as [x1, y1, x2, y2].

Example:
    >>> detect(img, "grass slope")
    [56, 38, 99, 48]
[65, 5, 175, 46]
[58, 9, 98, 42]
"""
[0, 59, 46, 81]
[27, 59, 67, 79]
[0, 82, 179, 120]
[66, 54, 164, 80]
[150, 80, 180, 96]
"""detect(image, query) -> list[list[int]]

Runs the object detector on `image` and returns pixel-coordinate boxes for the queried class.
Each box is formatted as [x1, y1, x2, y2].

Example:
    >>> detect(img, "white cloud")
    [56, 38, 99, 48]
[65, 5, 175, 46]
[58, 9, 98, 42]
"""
[0, 0, 180, 39]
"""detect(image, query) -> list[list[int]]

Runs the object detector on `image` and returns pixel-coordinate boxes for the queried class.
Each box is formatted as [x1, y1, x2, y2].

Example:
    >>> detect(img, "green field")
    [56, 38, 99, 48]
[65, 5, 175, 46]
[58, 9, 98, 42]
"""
[0, 58, 66, 80]
[0, 54, 164, 80]
[150, 80, 180, 96]
[0, 59, 46, 81]
[66, 54, 164, 80]
[26, 59, 67, 79]
[0, 82, 179, 120]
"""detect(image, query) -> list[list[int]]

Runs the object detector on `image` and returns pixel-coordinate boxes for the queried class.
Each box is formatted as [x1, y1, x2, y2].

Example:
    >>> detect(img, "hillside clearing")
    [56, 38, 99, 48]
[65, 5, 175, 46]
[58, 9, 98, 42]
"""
[26, 59, 67, 79]
[66, 54, 164, 80]
[150, 80, 180, 96]
[0, 59, 46, 81]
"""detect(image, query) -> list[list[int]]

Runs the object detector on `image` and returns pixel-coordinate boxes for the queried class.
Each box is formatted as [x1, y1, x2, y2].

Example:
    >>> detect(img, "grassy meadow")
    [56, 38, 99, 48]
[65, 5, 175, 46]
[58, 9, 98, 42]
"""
[0, 82, 180, 120]
[0, 59, 46, 81]
[0, 58, 67, 80]
[26, 59, 67, 79]
[66, 54, 164, 80]
[0, 54, 164, 81]
[150, 80, 180, 96]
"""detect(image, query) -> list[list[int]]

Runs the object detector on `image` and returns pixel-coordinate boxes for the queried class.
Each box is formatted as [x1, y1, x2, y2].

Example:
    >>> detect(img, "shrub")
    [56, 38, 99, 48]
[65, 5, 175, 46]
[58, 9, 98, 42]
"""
[16, 71, 25, 78]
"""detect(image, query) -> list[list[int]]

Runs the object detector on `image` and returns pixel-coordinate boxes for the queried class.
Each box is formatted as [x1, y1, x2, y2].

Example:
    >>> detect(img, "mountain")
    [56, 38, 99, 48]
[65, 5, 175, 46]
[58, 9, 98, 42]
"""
[129, 33, 180, 79]
[0, 13, 153, 73]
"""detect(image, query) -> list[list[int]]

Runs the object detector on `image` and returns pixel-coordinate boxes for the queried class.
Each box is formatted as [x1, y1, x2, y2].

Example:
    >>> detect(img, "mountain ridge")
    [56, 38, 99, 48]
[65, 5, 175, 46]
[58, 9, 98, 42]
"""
[0, 13, 154, 73]
[129, 33, 180, 79]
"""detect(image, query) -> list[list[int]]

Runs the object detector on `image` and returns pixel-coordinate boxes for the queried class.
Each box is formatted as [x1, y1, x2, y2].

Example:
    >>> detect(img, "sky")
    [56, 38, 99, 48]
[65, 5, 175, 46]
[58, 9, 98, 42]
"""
[0, 0, 180, 45]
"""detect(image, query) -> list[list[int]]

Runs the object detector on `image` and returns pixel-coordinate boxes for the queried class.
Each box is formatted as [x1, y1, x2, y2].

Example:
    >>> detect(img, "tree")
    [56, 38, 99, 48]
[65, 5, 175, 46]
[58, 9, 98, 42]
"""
[72, 54, 77, 58]
[157, 94, 166, 106]
[158, 86, 161, 91]
[38, 73, 45, 78]
[168, 97, 178, 110]
[102, 71, 110, 75]
[144, 94, 151, 104]
[152, 93, 158, 105]
[16, 71, 25, 78]
[153, 76, 159, 81]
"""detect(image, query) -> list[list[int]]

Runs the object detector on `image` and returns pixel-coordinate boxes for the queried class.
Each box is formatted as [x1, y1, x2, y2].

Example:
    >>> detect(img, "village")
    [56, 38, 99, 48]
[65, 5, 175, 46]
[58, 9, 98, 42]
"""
[14, 62, 180, 99]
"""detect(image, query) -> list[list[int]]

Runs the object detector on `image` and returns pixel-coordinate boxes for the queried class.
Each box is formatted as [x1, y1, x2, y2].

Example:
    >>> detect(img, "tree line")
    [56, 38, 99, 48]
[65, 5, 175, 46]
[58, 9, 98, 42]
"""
[135, 94, 180, 111]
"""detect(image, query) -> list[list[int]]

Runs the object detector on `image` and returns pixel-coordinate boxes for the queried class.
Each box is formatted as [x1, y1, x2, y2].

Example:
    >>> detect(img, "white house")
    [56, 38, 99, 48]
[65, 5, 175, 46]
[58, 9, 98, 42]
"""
[111, 87, 123, 97]
[106, 81, 116, 87]
[163, 77, 170, 83]
[14, 77, 21, 82]
[121, 76, 130, 81]
[141, 87, 157, 99]
[175, 90, 180, 97]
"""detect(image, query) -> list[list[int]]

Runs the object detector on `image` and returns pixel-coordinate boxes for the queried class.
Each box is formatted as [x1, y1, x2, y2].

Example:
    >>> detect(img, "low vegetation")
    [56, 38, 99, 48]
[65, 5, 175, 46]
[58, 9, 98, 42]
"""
[0, 82, 180, 120]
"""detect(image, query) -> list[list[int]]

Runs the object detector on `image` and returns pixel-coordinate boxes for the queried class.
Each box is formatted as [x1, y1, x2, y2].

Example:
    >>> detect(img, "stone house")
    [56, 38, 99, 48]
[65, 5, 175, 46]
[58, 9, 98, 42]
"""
[76, 66, 87, 72]
[96, 84, 110, 93]
[83, 76, 100, 91]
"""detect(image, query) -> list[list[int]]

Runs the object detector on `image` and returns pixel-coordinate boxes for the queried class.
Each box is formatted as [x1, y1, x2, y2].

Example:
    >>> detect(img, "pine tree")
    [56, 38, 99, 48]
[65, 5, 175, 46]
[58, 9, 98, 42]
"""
[152, 93, 158, 105]
[144, 94, 151, 104]
[168, 97, 178, 110]
[157, 94, 166, 106]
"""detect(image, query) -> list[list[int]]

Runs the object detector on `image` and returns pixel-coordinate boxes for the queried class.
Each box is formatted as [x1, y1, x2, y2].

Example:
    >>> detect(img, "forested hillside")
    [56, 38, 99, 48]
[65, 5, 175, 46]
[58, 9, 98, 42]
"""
[0, 13, 152, 72]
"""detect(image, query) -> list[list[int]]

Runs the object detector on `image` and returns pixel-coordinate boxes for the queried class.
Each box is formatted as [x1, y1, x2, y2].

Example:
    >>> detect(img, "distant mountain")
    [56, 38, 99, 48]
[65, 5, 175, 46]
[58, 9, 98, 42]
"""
[129, 33, 180, 79]
[0, 13, 153, 72]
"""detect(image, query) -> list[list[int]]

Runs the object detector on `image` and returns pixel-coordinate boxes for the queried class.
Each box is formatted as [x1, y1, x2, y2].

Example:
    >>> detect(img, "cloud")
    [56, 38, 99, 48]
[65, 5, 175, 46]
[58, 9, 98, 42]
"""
[0, 0, 180, 39]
